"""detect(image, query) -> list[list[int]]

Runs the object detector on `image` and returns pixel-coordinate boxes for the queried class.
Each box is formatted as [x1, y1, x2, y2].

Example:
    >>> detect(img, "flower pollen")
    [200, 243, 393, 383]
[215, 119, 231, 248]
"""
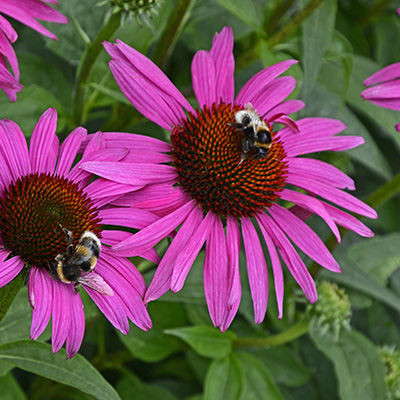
[0, 173, 102, 268]
[171, 103, 287, 218]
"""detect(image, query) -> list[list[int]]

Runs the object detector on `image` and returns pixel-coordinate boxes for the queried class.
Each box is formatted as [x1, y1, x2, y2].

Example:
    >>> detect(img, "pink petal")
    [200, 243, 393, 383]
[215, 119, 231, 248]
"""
[288, 158, 355, 190]
[204, 215, 228, 328]
[258, 214, 317, 303]
[112, 200, 197, 256]
[241, 217, 268, 324]
[0, 251, 24, 286]
[220, 216, 241, 331]
[192, 50, 216, 108]
[0, 119, 30, 181]
[29, 266, 53, 340]
[255, 214, 284, 319]
[285, 174, 378, 218]
[0, 26, 19, 77]
[99, 207, 159, 230]
[29, 108, 59, 174]
[236, 60, 298, 105]
[280, 189, 340, 241]
[52, 280, 74, 353]
[269, 204, 341, 273]
[0, 14, 17, 42]
[209, 26, 234, 104]
[145, 206, 203, 302]
[171, 211, 214, 292]
[264, 99, 305, 120]
[85, 179, 139, 201]
[65, 293, 85, 359]
[79, 161, 178, 186]
[363, 63, 400, 86]
[56, 127, 86, 177]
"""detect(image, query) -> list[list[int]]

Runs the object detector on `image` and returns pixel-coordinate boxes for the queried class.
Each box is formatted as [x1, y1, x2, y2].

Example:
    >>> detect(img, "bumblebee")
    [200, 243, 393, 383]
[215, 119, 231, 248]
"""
[233, 103, 272, 165]
[52, 228, 112, 295]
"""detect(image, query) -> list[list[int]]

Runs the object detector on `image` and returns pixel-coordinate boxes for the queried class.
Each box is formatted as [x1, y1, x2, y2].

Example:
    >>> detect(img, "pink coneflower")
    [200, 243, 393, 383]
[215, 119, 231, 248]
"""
[0, 0, 68, 101]
[0, 108, 153, 358]
[362, 62, 400, 132]
[89, 27, 377, 331]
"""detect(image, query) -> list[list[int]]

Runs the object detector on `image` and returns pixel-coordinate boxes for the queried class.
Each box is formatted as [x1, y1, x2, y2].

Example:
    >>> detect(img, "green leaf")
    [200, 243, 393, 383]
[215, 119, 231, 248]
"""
[204, 355, 243, 400]
[0, 341, 120, 400]
[321, 250, 400, 313]
[0, 373, 27, 400]
[118, 302, 185, 362]
[236, 353, 284, 400]
[347, 233, 400, 284]
[165, 326, 236, 359]
[117, 373, 178, 400]
[301, 0, 337, 101]
[309, 328, 387, 400]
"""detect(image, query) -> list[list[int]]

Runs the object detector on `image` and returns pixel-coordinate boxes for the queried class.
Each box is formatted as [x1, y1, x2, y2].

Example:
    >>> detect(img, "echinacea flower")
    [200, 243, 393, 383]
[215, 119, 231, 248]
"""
[0, 0, 68, 101]
[89, 27, 377, 331]
[361, 62, 400, 132]
[0, 108, 153, 358]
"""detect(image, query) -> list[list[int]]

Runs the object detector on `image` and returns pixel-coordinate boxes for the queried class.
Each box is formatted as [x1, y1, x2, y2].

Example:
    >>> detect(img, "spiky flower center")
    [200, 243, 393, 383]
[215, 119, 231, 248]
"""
[0, 173, 102, 268]
[171, 103, 287, 218]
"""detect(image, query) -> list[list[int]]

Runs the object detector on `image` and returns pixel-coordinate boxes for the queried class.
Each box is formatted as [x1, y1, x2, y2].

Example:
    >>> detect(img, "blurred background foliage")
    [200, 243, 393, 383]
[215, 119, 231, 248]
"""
[1, 0, 400, 399]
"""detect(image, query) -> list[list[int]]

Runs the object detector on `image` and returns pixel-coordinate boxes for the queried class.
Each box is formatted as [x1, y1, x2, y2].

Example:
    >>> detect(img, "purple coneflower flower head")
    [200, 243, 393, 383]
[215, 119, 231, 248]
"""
[362, 62, 400, 132]
[94, 27, 377, 331]
[0, 0, 68, 101]
[0, 108, 153, 358]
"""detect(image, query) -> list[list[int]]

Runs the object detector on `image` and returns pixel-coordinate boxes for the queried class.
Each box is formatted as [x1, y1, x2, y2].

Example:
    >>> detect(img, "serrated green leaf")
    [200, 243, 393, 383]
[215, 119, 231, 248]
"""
[0, 341, 120, 400]
[309, 328, 387, 400]
[204, 354, 243, 400]
[165, 326, 236, 359]
[301, 0, 337, 101]
[0, 373, 26, 400]
[237, 353, 284, 400]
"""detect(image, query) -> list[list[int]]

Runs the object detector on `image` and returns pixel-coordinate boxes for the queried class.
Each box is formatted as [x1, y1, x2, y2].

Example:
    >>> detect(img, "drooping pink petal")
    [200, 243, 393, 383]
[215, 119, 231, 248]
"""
[236, 60, 298, 105]
[255, 214, 284, 319]
[56, 127, 86, 177]
[0, 119, 30, 181]
[29, 108, 59, 174]
[220, 216, 241, 331]
[258, 214, 318, 303]
[0, 251, 24, 286]
[171, 211, 214, 292]
[268, 204, 341, 273]
[285, 174, 378, 218]
[51, 280, 73, 353]
[241, 217, 268, 324]
[0, 63, 22, 101]
[363, 63, 400, 86]
[192, 50, 216, 108]
[65, 292, 85, 359]
[0, 26, 18, 77]
[288, 158, 355, 190]
[112, 200, 197, 256]
[0, 14, 17, 42]
[204, 215, 229, 328]
[145, 206, 203, 303]
[280, 189, 340, 241]
[85, 287, 129, 335]
[209, 26, 234, 104]
[29, 266, 53, 340]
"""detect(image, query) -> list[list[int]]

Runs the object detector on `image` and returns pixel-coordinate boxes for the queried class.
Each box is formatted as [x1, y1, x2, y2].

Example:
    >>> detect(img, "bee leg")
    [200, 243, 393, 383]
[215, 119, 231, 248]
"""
[238, 139, 250, 166]
[74, 282, 81, 295]
[61, 227, 74, 255]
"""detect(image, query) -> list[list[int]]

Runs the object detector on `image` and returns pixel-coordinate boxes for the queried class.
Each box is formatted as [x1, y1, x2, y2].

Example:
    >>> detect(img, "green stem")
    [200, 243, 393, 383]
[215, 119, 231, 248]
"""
[152, 0, 196, 68]
[267, 0, 323, 48]
[264, 0, 297, 35]
[0, 271, 25, 323]
[73, 12, 121, 125]
[233, 320, 309, 348]
[359, 0, 396, 28]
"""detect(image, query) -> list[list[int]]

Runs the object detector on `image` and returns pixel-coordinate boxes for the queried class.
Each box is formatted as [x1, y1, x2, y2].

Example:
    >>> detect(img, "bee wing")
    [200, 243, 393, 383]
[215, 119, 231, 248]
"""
[78, 272, 113, 296]
[244, 102, 260, 118]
